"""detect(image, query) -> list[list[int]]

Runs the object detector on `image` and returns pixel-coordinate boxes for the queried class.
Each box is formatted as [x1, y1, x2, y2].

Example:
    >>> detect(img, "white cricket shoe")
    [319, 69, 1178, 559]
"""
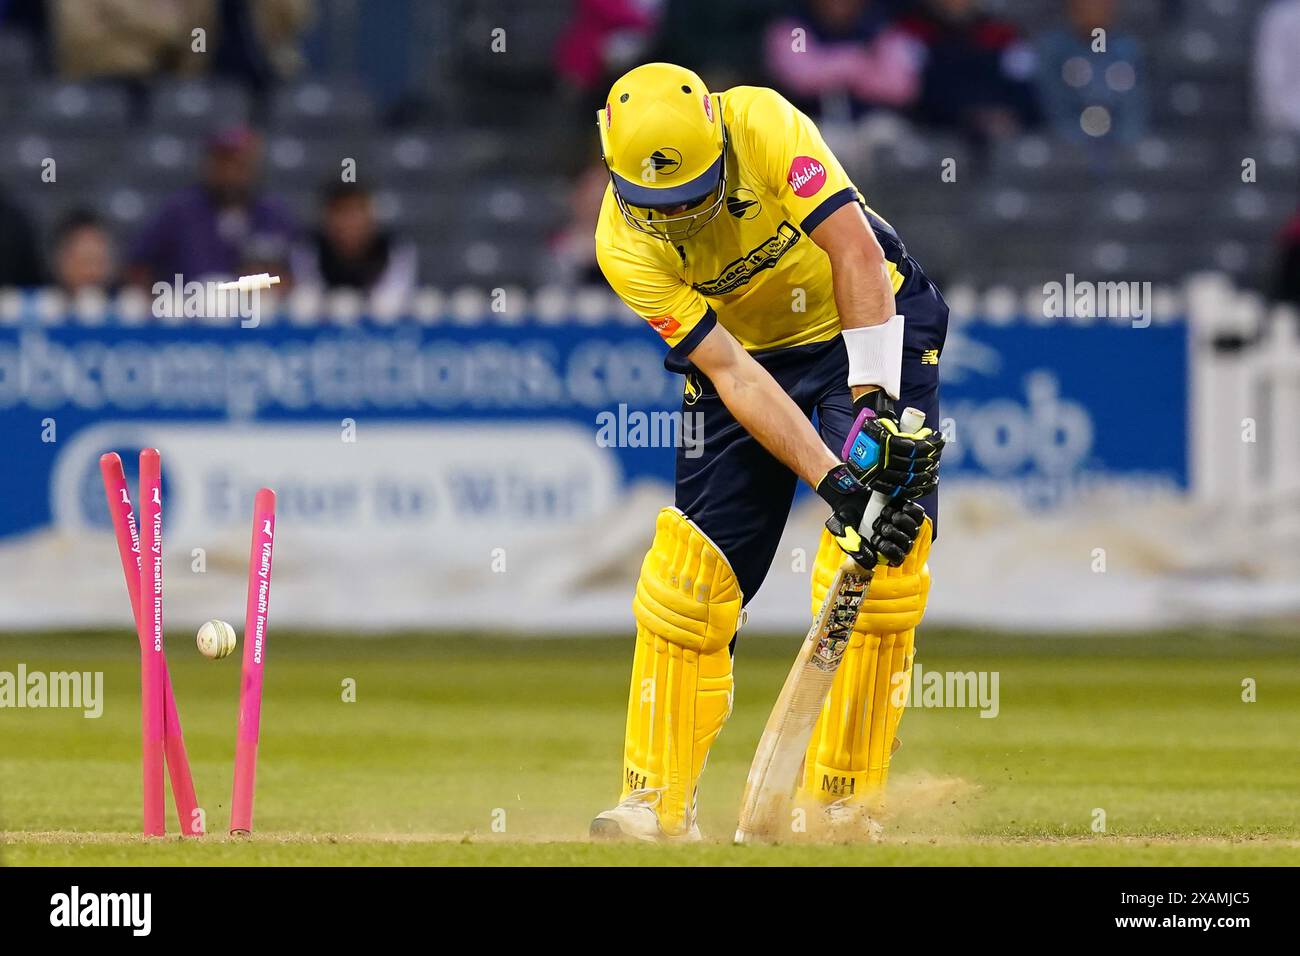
[589, 788, 703, 843]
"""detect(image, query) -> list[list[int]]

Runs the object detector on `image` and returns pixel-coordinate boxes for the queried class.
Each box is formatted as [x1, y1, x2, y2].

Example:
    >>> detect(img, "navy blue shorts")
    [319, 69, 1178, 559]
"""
[674, 278, 947, 606]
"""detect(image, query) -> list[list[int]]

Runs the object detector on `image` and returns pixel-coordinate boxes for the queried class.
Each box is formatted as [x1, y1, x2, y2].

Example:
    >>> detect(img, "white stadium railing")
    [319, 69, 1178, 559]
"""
[1188, 275, 1300, 529]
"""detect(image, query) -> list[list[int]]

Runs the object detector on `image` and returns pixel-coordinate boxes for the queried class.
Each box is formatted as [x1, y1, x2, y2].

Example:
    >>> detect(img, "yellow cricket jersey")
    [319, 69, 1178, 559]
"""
[595, 85, 907, 372]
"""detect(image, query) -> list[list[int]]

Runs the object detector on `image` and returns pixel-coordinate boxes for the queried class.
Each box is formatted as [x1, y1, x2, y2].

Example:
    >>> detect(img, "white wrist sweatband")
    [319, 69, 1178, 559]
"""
[842, 314, 905, 399]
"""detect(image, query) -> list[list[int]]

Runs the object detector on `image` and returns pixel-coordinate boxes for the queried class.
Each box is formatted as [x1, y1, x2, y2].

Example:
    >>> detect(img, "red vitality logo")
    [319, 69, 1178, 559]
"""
[788, 156, 826, 197]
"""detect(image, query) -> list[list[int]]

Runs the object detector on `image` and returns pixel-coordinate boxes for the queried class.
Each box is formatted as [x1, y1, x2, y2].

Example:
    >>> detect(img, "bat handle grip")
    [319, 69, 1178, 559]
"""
[856, 405, 927, 537]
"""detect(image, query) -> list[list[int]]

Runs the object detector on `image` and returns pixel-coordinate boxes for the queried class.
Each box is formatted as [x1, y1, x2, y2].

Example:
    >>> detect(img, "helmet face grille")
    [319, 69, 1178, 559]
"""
[612, 128, 729, 243]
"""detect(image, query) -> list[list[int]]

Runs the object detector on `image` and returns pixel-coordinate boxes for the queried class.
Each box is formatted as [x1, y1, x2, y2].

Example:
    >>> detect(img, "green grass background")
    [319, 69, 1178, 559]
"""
[2, 629, 1298, 866]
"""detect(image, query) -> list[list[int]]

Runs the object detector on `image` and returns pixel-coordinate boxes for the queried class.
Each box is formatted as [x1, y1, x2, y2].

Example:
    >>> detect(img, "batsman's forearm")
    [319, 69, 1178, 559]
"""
[834, 255, 897, 402]
[832, 252, 895, 333]
[714, 363, 839, 487]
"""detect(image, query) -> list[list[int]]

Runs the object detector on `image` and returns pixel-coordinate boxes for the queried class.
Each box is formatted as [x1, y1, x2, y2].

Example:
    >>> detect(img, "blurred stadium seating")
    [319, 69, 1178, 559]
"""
[0, 0, 1295, 292]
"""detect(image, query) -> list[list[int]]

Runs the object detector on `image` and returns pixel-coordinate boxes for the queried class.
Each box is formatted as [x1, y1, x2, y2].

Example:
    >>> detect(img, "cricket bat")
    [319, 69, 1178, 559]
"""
[734, 406, 926, 843]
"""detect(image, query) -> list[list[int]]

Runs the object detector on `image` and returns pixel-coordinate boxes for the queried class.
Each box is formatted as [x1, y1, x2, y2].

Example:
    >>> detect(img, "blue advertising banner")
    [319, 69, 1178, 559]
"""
[936, 319, 1187, 507]
[0, 309, 1187, 540]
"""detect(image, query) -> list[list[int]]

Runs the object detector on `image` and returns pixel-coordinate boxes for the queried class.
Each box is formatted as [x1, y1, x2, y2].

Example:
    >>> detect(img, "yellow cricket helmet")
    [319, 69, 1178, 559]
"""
[597, 63, 728, 242]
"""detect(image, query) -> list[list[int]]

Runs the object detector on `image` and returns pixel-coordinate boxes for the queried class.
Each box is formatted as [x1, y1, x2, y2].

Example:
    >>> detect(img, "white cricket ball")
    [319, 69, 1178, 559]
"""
[196, 620, 237, 660]
[217, 273, 281, 293]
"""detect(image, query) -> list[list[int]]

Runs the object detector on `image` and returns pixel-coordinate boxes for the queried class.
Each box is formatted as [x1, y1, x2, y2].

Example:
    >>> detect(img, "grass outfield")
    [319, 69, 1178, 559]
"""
[2, 629, 1298, 866]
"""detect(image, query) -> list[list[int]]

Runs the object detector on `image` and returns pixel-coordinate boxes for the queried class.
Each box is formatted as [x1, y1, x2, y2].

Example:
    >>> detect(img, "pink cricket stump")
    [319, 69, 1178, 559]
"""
[137, 449, 167, 836]
[230, 488, 276, 835]
[99, 453, 203, 836]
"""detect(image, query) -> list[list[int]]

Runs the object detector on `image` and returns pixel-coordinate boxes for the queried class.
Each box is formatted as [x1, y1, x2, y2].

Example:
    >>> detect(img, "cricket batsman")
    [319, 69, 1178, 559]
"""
[589, 63, 947, 842]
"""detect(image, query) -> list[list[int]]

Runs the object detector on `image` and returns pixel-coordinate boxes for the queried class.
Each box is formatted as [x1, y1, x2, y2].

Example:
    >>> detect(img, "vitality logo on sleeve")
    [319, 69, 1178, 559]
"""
[787, 156, 827, 197]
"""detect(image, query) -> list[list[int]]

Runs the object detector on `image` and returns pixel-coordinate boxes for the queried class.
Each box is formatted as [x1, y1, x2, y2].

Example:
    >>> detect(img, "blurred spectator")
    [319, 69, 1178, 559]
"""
[551, 0, 660, 152]
[290, 183, 416, 301]
[764, 0, 922, 122]
[1035, 0, 1147, 144]
[1, 0, 52, 71]
[208, 0, 314, 97]
[899, 0, 1040, 146]
[652, 0, 779, 90]
[50, 0, 196, 82]
[126, 126, 297, 286]
[1274, 206, 1300, 308]
[50, 1, 311, 94]
[1255, 0, 1300, 135]
[548, 161, 611, 286]
[0, 190, 44, 287]
[554, 0, 659, 94]
[51, 211, 117, 295]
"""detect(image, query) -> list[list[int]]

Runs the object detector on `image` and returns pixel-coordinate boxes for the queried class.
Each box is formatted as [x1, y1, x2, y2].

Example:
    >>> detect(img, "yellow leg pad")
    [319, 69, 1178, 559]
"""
[799, 518, 932, 807]
[621, 508, 742, 834]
